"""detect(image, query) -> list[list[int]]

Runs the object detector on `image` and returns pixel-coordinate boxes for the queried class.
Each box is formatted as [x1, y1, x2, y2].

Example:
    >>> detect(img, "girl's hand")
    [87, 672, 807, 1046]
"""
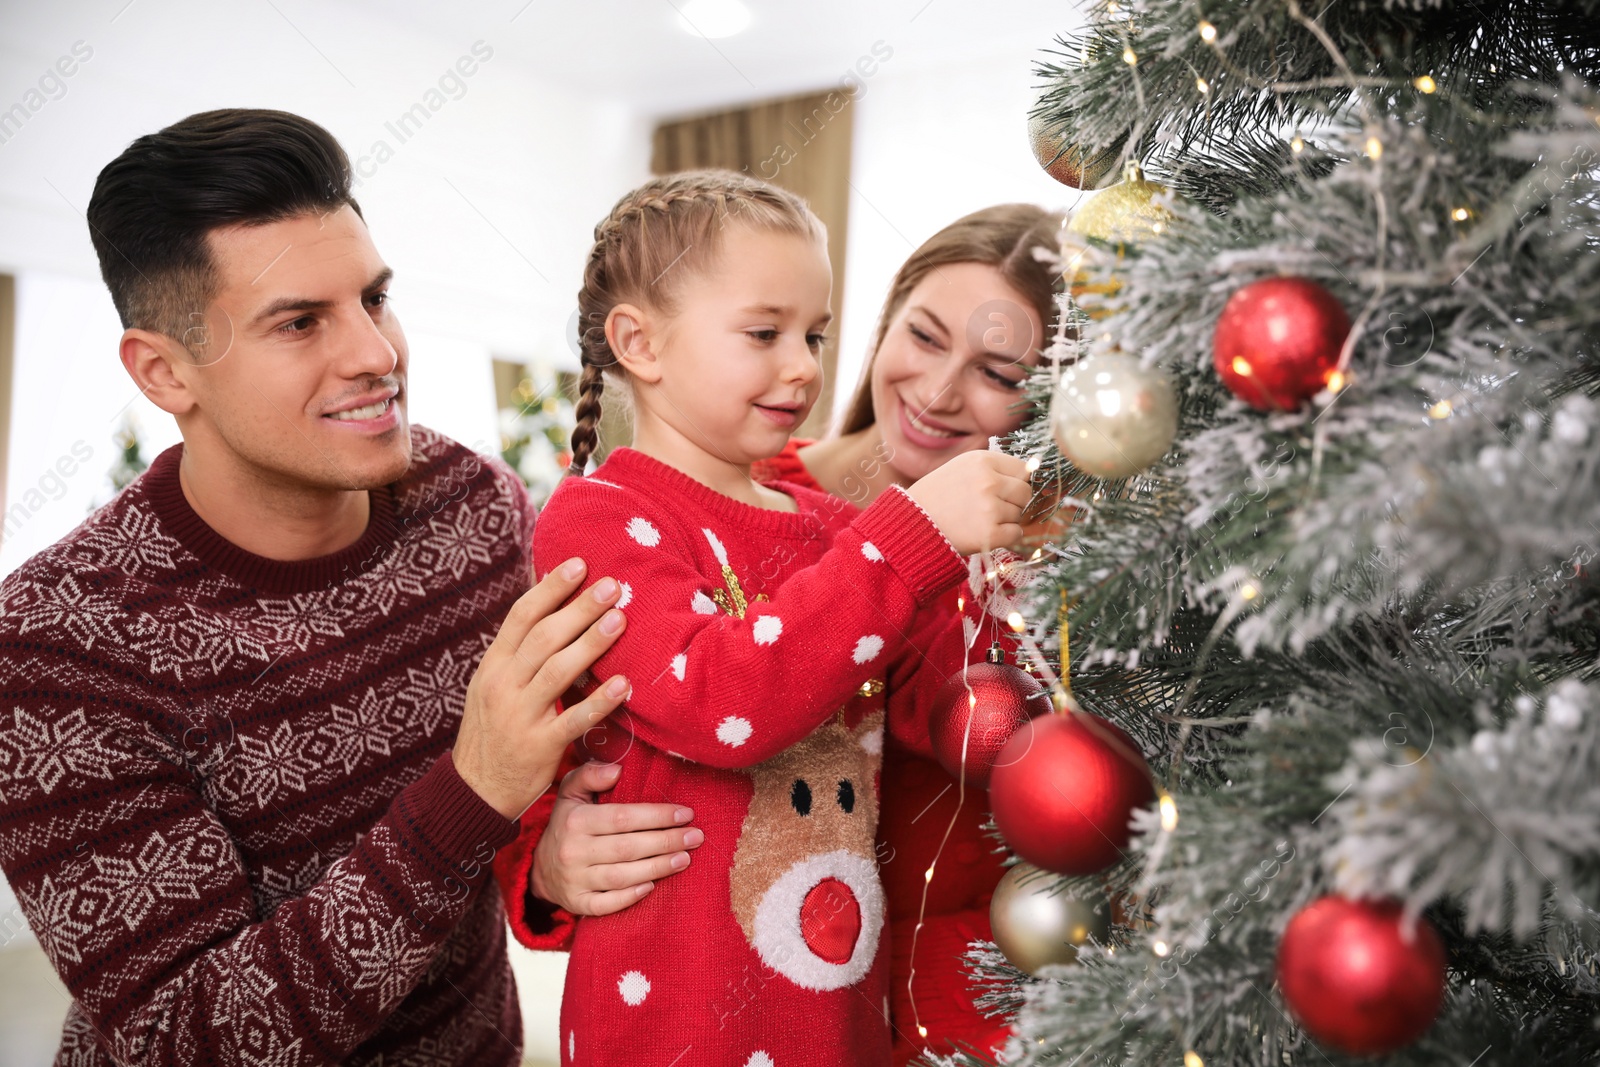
[905, 450, 1032, 555]
[532, 761, 705, 915]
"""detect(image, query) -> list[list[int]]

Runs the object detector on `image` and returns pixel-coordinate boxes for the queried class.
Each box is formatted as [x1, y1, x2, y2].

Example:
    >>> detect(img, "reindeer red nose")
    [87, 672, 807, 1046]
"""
[800, 877, 862, 964]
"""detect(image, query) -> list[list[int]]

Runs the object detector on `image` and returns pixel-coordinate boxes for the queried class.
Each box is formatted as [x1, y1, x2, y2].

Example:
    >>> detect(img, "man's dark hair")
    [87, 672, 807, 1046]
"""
[86, 108, 361, 349]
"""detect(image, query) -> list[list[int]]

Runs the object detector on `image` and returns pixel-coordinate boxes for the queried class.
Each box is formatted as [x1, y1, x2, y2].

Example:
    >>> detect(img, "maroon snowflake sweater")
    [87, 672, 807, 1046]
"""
[530, 447, 981, 1067]
[0, 426, 532, 1066]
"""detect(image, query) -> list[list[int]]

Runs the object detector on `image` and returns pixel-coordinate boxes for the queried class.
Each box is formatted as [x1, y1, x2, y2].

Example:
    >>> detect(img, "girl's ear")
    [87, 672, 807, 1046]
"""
[606, 303, 663, 384]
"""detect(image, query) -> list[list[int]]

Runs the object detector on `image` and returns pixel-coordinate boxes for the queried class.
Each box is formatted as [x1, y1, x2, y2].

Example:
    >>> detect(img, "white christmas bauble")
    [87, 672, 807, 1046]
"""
[1049, 352, 1178, 479]
[989, 862, 1111, 975]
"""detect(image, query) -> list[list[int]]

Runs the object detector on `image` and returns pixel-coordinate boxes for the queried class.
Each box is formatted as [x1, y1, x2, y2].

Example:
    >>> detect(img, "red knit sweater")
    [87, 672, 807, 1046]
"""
[529, 446, 977, 1066]
[496, 440, 1016, 1065]
[754, 442, 1013, 1065]
[0, 427, 529, 1066]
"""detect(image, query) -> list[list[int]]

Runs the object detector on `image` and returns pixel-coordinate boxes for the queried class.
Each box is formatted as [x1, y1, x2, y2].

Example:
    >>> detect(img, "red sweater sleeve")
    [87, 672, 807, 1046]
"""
[886, 557, 1029, 759]
[533, 480, 967, 769]
[0, 688, 518, 1066]
[493, 746, 580, 951]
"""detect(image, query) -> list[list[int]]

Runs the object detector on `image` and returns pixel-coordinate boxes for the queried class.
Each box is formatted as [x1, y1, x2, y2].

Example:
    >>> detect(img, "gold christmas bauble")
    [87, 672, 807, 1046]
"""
[1067, 160, 1174, 246]
[1064, 160, 1175, 315]
[989, 862, 1112, 975]
[1027, 111, 1121, 191]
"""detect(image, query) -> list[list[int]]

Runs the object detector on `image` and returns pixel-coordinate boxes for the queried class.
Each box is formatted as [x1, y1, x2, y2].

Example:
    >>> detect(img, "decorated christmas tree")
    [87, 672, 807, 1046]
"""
[498, 364, 577, 506]
[935, 1, 1600, 1063]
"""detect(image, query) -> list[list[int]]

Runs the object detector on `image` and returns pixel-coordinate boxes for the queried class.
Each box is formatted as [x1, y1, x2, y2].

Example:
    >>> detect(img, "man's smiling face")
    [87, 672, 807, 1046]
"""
[176, 204, 412, 492]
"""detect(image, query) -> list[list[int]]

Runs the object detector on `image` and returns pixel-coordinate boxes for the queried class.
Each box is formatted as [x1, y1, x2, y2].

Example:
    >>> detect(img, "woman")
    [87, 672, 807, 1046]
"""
[495, 203, 1066, 1065]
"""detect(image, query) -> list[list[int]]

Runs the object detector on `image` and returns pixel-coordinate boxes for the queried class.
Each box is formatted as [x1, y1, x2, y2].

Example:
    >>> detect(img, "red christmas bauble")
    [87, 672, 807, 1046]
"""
[1277, 896, 1447, 1056]
[989, 712, 1155, 875]
[929, 646, 1049, 788]
[1212, 276, 1350, 410]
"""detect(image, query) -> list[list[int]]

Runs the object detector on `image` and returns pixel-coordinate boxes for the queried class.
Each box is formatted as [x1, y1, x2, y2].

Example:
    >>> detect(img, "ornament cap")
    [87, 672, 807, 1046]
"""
[1049, 684, 1082, 714]
[985, 641, 1008, 665]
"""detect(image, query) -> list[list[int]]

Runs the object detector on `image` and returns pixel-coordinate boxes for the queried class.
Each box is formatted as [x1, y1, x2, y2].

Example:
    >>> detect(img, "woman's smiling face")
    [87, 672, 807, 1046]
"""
[868, 261, 1044, 481]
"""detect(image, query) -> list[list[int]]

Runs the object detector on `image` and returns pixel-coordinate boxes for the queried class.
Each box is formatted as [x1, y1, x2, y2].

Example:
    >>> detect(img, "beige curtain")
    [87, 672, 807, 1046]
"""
[651, 90, 855, 440]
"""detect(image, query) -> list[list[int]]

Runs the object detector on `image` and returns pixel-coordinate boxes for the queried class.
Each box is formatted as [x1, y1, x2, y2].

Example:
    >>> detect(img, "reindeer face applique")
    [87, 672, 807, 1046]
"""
[728, 710, 886, 992]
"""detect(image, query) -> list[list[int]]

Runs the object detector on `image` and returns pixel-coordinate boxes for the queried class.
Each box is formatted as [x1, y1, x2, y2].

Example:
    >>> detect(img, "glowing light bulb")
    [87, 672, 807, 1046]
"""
[1123, 46, 1138, 66]
[1326, 370, 1346, 393]
[1160, 792, 1179, 831]
[924, 866, 935, 884]
[1429, 399, 1453, 419]
[1196, 76, 1210, 94]
[1026, 454, 1042, 473]
[1414, 75, 1437, 94]
[1198, 20, 1217, 41]
[1185, 1053, 1205, 1067]
[1230, 356, 1253, 377]
[918, 1025, 929, 1038]
[1008, 611, 1026, 632]
[1153, 939, 1171, 956]
[675, 0, 752, 38]
[1451, 206, 1470, 222]
[1240, 582, 1258, 601]
[1290, 135, 1305, 154]
[1365, 135, 1383, 159]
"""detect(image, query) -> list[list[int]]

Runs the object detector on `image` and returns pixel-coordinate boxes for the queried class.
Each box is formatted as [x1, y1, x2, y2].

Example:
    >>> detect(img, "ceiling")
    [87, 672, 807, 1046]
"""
[279, 0, 1084, 119]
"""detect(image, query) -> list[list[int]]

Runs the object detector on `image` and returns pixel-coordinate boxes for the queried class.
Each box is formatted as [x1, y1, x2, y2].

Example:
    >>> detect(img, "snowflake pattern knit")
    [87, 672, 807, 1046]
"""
[533, 447, 978, 1067]
[0, 427, 532, 1066]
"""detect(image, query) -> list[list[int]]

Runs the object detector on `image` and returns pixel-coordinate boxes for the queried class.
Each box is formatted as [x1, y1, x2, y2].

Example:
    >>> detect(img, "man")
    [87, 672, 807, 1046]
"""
[0, 108, 694, 1065]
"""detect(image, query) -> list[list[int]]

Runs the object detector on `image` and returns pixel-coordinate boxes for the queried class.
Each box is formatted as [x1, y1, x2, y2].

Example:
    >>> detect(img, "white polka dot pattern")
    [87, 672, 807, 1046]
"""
[752, 615, 782, 645]
[717, 716, 753, 747]
[852, 635, 884, 664]
[626, 517, 660, 547]
[618, 970, 651, 1005]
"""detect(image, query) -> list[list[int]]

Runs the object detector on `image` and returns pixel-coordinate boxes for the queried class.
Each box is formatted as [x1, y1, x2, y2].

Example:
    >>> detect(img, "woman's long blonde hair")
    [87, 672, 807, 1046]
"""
[567, 169, 826, 475]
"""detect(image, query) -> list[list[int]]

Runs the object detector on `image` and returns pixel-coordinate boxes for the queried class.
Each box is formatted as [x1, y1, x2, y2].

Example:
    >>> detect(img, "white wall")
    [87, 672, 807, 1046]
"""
[0, 0, 651, 363]
[833, 49, 1091, 423]
[0, 0, 651, 586]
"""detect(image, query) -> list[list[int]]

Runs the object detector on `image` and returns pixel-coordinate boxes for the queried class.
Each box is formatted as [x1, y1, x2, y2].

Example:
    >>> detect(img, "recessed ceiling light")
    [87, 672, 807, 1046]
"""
[676, 0, 751, 39]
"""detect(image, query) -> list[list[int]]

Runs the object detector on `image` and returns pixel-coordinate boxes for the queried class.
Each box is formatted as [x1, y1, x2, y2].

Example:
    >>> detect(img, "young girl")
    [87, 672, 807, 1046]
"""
[534, 169, 1031, 1066]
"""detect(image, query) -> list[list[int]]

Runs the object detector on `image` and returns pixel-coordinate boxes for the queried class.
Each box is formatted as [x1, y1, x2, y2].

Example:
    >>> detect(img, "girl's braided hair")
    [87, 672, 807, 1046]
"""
[567, 168, 826, 476]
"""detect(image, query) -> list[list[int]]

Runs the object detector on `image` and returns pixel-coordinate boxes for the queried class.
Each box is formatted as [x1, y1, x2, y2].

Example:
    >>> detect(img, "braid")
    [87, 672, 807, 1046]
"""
[566, 169, 825, 476]
[567, 359, 607, 477]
